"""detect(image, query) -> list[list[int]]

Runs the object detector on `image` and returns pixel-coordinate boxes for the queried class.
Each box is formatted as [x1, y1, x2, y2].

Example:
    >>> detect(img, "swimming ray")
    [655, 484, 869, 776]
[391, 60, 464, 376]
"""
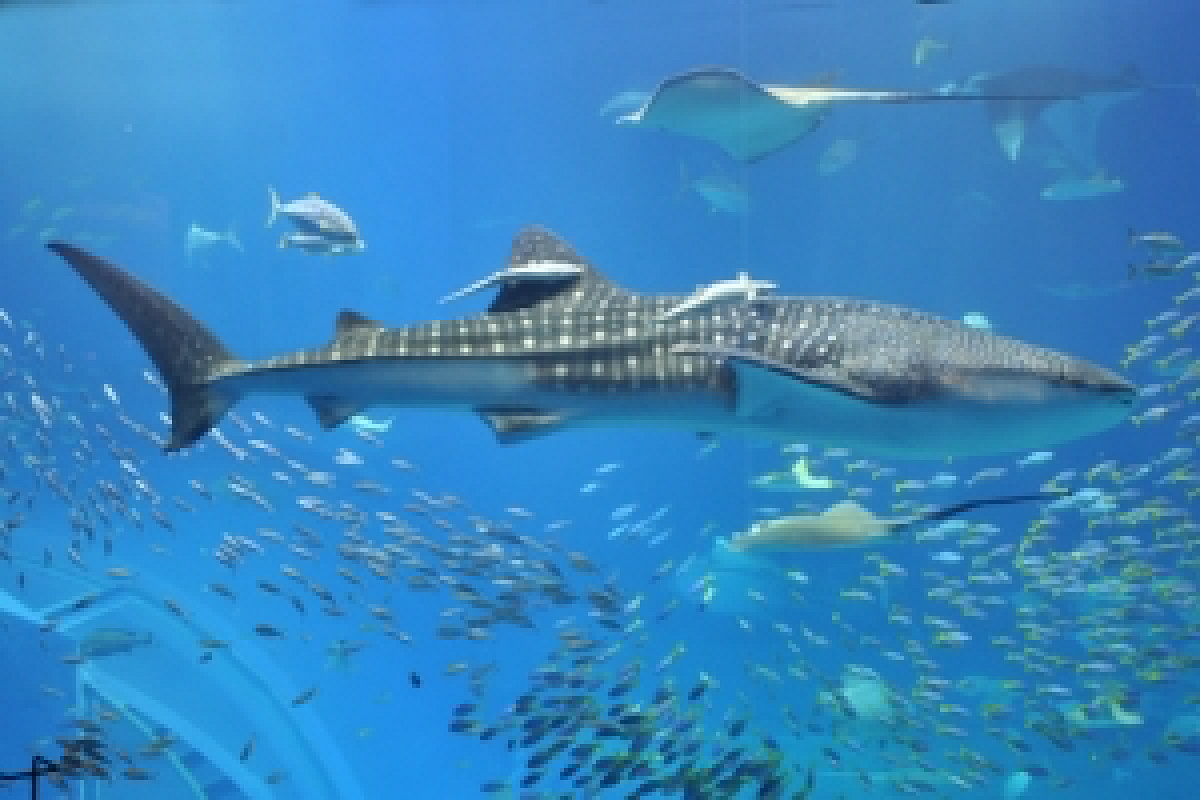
[729, 494, 1048, 551]
[616, 66, 1055, 163]
[968, 65, 1143, 162]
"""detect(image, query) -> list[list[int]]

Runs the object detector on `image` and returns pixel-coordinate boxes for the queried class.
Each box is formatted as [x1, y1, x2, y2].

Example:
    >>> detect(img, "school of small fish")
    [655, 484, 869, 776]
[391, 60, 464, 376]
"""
[1, 221, 1199, 798]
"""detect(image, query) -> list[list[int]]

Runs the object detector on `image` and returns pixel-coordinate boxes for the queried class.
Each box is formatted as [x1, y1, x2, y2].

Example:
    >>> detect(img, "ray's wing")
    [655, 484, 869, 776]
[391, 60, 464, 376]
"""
[621, 68, 829, 163]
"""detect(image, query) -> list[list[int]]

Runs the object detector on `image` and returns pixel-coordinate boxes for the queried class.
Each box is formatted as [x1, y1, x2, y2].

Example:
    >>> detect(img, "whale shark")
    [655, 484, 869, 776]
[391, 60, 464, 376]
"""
[46, 227, 1133, 458]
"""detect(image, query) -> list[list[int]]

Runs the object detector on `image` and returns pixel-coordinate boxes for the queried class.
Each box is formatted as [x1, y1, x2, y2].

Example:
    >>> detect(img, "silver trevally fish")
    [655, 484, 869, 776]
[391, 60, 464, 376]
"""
[266, 186, 364, 253]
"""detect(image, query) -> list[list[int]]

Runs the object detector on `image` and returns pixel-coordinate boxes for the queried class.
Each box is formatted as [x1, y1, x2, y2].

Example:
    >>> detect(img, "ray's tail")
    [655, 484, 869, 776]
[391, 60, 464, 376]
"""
[46, 242, 239, 451]
[918, 493, 1050, 525]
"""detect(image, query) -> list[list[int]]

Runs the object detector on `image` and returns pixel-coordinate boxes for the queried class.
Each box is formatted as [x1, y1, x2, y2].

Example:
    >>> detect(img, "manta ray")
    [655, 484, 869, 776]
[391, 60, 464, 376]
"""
[615, 67, 1070, 163]
[46, 227, 1132, 459]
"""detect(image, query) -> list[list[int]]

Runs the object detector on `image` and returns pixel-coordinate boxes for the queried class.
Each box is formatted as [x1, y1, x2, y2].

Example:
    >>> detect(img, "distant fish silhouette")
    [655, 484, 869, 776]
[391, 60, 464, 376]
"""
[914, 37, 949, 67]
[1040, 169, 1125, 201]
[185, 223, 242, 265]
[1038, 281, 1129, 299]
[679, 165, 750, 214]
[817, 138, 859, 175]
[967, 65, 1143, 163]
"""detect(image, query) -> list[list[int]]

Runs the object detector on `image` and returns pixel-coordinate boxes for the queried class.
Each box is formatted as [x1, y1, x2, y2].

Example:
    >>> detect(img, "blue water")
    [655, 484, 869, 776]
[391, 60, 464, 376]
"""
[1, 1, 1199, 798]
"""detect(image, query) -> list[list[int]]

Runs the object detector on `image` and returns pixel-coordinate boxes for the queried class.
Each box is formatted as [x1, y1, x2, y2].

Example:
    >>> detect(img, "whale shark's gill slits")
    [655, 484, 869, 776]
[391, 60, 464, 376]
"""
[47, 242, 239, 451]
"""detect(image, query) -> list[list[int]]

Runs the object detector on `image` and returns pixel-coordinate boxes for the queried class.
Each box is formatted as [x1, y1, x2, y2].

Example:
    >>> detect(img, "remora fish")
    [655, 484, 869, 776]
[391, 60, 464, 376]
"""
[45, 228, 1134, 458]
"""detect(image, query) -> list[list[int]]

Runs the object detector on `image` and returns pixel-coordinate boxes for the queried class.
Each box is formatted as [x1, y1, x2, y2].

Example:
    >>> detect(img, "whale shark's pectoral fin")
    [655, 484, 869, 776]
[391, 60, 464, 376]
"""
[308, 395, 365, 430]
[729, 357, 876, 419]
[673, 345, 879, 415]
[477, 408, 578, 444]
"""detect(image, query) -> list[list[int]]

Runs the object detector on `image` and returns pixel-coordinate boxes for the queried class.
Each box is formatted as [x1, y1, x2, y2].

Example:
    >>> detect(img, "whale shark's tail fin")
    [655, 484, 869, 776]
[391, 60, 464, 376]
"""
[46, 242, 239, 451]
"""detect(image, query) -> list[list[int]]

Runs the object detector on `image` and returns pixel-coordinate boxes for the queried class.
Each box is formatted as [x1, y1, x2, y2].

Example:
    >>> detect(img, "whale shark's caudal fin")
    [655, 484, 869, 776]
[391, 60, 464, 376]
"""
[46, 242, 239, 451]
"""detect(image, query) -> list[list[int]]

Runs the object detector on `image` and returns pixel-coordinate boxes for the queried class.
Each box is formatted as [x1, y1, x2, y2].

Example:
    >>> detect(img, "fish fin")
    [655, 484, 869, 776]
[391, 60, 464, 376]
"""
[307, 395, 364, 430]
[671, 344, 884, 410]
[267, 186, 279, 227]
[47, 242, 239, 451]
[477, 408, 575, 443]
[487, 227, 625, 314]
[333, 310, 381, 338]
[992, 116, 1026, 161]
[734, 360, 870, 417]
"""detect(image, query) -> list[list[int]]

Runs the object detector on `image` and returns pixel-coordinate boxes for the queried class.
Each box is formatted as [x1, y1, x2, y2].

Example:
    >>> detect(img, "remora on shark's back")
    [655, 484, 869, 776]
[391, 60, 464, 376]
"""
[47, 227, 1133, 458]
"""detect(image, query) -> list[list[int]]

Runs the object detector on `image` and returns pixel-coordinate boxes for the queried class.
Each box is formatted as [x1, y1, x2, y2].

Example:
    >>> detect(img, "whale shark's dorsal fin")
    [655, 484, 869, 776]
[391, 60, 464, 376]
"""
[438, 227, 627, 311]
[488, 227, 618, 313]
[334, 310, 381, 338]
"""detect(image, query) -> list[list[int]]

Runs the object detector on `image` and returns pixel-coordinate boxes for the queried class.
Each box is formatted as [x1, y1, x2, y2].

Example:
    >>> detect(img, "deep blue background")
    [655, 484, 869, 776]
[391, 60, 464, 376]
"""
[1, 1, 1197, 798]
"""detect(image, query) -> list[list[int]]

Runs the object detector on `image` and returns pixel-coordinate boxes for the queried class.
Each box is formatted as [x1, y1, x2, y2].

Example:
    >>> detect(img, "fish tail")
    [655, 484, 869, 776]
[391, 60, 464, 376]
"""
[46, 242, 239, 451]
[266, 186, 280, 227]
[920, 493, 1050, 525]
